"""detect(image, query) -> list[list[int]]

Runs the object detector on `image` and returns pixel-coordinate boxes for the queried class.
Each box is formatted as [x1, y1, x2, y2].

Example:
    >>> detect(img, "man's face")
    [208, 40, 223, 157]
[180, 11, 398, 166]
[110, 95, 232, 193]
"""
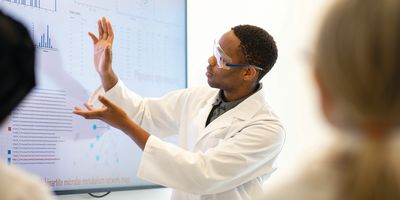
[206, 31, 245, 91]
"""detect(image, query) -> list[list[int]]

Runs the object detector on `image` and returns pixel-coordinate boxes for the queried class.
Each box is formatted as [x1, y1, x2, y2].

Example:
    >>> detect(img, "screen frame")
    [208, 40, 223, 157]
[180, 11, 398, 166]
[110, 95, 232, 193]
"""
[55, 184, 165, 195]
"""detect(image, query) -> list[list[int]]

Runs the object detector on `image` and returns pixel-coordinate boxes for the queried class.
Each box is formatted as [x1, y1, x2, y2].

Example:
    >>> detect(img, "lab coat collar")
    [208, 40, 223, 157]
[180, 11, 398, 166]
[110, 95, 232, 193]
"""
[194, 84, 267, 145]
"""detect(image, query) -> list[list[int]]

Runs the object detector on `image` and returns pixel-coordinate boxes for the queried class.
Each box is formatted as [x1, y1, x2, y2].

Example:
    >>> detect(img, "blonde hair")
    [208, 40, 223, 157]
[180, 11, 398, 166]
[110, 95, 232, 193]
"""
[315, 0, 400, 199]
[316, 0, 400, 127]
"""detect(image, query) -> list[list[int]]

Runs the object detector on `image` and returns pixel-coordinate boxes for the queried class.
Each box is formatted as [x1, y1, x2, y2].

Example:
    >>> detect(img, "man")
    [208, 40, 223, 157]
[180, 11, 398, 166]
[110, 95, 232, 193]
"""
[0, 11, 55, 200]
[74, 17, 284, 199]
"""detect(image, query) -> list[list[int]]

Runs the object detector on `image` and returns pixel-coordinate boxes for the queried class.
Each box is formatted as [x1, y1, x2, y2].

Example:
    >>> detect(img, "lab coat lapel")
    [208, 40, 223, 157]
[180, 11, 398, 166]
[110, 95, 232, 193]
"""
[194, 88, 265, 146]
[193, 113, 234, 148]
[193, 94, 217, 140]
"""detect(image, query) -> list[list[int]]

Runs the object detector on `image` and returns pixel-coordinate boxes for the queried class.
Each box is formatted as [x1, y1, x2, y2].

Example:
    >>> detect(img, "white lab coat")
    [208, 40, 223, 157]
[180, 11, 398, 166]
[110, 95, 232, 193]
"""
[91, 80, 285, 200]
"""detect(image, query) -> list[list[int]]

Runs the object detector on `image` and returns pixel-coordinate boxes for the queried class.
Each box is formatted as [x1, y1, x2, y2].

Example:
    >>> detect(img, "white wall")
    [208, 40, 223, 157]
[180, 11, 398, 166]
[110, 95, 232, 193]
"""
[187, 0, 337, 180]
[60, 0, 336, 199]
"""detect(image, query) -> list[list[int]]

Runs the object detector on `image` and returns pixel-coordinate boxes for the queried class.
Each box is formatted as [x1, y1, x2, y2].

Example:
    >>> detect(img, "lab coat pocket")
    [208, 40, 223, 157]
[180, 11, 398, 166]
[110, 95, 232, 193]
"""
[203, 128, 229, 149]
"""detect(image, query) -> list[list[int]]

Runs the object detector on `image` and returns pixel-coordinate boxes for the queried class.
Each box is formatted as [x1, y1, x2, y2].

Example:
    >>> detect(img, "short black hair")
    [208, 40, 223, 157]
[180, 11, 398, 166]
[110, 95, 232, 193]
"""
[231, 25, 278, 81]
[0, 11, 35, 121]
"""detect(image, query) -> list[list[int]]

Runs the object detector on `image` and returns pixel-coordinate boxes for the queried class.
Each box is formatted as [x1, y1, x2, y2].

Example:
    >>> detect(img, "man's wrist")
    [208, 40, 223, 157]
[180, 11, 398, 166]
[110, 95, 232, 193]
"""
[119, 117, 149, 151]
[101, 70, 118, 91]
[119, 116, 134, 132]
[100, 69, 115, 80]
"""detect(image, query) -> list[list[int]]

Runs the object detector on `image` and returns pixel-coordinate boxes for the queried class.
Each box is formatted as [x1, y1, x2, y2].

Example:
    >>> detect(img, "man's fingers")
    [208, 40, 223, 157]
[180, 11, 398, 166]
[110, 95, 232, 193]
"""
[88, 32, 98, 44]
[73, 109, 101, 120]
[84, 103, 94, 111]
[107, 20, 114, 43]
[97, 20, 103, 40]
[73, 111, 95, 119]
[102, 17, 108, 40]
[74, 106, 83, 111]
[98, 96, 114, 108]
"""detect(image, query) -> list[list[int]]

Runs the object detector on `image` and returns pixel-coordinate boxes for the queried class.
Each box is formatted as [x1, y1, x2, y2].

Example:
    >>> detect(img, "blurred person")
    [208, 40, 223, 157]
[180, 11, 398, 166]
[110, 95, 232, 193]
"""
[73, 17, 285, 199]
[0, 10, 55, 200]
[261, 0, 400, 199]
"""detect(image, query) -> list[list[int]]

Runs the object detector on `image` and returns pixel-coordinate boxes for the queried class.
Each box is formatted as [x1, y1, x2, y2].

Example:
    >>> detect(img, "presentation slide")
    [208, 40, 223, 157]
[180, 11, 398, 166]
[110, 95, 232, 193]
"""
[0, 0, 186, 194]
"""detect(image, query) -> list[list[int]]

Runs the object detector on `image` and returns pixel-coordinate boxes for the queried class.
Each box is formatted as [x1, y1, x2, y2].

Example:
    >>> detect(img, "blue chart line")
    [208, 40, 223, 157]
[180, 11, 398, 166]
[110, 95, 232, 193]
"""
[36, 24, 57, 50]
[4, 0, 57, 12]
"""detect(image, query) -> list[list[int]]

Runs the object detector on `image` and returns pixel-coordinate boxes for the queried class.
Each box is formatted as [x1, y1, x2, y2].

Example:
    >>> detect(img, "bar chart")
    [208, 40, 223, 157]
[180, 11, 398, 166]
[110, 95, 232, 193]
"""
[37, 24, 54, 49]
[3, 0, 57, 12]
[31, 23, 58, 50]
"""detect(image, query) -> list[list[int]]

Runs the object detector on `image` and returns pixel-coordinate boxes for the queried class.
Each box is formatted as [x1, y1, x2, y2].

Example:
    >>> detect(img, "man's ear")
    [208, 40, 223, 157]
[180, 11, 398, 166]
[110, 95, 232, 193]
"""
[243, 67, 258, 81]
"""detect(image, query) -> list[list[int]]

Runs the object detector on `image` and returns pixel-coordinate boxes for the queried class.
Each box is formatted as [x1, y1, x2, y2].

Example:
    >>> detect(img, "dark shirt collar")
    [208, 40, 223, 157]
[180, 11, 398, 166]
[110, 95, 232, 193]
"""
[212, 84, 262, 110]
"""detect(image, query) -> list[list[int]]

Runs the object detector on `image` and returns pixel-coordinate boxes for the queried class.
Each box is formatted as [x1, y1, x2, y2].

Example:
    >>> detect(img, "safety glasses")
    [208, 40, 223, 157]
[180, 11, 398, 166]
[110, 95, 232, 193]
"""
[213, 39, 263, 71]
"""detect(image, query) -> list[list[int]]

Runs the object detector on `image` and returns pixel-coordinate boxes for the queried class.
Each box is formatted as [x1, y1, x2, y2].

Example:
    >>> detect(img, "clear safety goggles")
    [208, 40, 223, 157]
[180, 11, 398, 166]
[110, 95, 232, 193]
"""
[213, 39, 264, 71]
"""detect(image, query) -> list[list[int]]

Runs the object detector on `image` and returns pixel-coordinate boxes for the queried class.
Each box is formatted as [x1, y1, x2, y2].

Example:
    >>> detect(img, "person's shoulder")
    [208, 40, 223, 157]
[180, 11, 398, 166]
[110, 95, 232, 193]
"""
[261, 175, 335, 200]
[0, 162, 55, 200]
[250, 94, 282, 125]
[260, 150, 340, 200]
